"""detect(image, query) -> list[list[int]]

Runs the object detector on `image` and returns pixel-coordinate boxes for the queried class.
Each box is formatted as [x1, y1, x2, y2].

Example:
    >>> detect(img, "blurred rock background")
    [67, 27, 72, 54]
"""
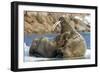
[24, 11, 90, 34]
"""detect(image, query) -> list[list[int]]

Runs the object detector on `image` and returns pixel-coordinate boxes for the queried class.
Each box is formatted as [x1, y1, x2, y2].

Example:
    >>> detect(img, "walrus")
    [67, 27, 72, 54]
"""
[54, 17, 87, 59]
[29, 37, 62, 58]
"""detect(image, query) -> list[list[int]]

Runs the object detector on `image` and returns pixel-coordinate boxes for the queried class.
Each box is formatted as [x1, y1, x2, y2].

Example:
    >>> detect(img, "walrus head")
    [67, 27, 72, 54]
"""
[59, 17, 65, 22]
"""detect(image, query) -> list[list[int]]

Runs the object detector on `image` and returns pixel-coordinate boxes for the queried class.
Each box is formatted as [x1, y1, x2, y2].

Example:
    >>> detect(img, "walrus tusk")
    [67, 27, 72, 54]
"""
[52, 21, 61, 31]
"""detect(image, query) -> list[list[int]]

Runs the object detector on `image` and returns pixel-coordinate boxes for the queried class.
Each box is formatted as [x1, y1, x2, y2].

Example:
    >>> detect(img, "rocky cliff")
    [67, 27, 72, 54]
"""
[24, 11, 90, 34]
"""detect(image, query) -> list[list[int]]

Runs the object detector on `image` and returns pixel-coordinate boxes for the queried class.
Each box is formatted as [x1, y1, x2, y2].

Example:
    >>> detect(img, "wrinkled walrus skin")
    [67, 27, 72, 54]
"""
[56, 31, 86, 59]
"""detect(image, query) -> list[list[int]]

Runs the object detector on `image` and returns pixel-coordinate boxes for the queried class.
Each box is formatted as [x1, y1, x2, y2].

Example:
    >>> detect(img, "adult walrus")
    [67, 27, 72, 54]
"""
[29, 37, 62, 58]
[54, 17, 87, 59]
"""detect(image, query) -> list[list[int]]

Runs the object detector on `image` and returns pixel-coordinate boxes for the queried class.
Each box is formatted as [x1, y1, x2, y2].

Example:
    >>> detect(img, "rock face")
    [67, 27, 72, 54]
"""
[24, 11, 90, 34]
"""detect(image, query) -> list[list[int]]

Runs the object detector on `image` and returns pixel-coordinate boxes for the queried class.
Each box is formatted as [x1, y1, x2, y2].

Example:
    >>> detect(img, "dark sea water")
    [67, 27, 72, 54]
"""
[24, 32, 90, 49]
